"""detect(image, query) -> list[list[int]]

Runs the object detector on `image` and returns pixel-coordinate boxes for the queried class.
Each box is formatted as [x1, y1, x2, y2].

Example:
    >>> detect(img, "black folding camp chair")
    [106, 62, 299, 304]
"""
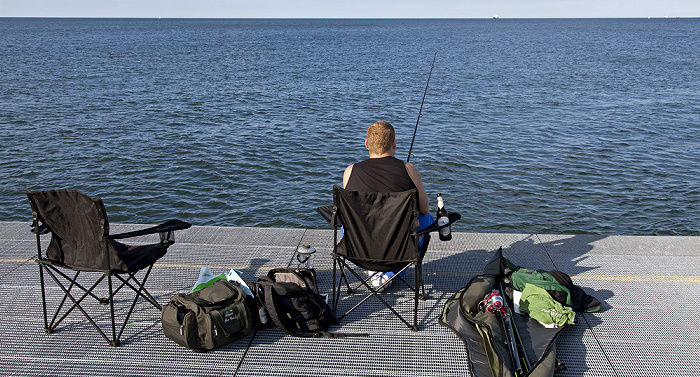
[322, 185, 460, 331]
[26, 189, 191, 346]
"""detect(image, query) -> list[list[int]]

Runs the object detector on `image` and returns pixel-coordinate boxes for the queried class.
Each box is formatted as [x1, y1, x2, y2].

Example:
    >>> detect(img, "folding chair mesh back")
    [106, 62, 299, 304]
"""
[28, 189, 134, 272]
[27, 189, 190, 346]
[331, 185, 429, 331]
[334, 187, 420, 272]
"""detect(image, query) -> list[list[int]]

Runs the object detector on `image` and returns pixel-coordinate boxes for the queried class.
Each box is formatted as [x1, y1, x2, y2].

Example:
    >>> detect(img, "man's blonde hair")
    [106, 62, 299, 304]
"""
[366, 120, 395, 155]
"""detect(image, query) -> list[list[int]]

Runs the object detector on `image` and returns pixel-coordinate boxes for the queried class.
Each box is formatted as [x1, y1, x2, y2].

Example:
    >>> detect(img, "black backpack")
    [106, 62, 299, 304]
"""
[253, 268, 366, 338]
[161, 279, 252, 351]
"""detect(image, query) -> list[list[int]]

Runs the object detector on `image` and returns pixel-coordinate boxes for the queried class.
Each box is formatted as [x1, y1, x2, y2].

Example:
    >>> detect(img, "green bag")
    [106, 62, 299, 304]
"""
[162, 279, 252, 352]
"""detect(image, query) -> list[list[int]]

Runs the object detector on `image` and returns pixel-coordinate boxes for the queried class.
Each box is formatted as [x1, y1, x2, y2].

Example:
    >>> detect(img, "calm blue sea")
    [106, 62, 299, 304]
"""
[1, 18, 698, 236]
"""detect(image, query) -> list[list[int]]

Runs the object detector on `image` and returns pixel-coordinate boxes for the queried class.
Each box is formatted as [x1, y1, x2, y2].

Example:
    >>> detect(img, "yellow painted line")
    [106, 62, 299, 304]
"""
[427, 270, 700, 283]
[153, 262, 244, 270]
[0, 257, 32, 263]
[0, 258, 244, 271]
[571, 274, 700, 283]
[3, 258, 699, 283]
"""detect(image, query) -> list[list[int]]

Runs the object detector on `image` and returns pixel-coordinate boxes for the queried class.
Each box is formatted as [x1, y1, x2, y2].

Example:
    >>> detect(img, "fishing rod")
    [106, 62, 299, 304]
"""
[480, 290, 524, 375]
[480, 288, 530, 376]
[406, 51, 437, 163]
[500, 280, 532, 373]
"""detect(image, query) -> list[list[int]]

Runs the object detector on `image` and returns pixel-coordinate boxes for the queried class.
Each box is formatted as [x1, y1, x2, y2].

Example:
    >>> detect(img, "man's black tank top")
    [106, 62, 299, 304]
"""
[345, 156, 416, 192]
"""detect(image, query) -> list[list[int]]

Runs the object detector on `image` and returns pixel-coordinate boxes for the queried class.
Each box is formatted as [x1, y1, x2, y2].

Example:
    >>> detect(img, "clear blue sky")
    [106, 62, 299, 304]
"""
[1, 0, 698, 19]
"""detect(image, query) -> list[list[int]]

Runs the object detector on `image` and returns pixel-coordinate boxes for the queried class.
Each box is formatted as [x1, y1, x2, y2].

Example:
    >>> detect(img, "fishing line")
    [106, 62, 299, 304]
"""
[286, 228, 308, 268]
[406, 51, 437, 163]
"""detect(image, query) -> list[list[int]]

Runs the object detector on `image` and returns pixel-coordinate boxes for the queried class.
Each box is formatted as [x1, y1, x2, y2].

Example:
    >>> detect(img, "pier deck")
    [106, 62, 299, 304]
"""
[1, 221, 698, 376]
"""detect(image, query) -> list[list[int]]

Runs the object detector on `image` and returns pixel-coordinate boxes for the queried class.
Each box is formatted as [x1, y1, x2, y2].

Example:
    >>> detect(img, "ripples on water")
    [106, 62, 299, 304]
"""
[1, 18, 698, 236]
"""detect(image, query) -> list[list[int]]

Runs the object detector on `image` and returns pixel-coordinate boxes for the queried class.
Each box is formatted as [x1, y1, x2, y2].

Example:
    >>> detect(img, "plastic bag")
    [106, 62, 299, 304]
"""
[191, 266, 253, 297]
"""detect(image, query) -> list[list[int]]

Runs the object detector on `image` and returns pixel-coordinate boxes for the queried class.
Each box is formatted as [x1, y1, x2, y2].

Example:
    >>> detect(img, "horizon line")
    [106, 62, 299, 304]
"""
[1, 16, 698, 19]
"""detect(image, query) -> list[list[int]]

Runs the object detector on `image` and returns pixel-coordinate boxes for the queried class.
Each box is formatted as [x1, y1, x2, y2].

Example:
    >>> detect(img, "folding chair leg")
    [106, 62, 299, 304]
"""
[107, 273, 120, 347]
[340, 265, 355, 295]
[332, 257, 355, 317]
[414, 266, 419, 331]
[38, 263, 159, 347]
[332, 255, 358, 318]
[332, 257, 339, 316]
[115, 266, 158, 343]
[49, 271, 82, 330]
[42, 266, 114, 345]
[38, 264, 50, 333]
[113, 266, 161, 310]
[417, 262, 427, 301]
[44, 267, 107, 332]
[335, 263, 418, 330]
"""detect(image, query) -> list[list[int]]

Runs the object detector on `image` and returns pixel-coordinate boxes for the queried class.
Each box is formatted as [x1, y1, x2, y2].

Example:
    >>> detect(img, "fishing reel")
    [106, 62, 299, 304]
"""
[479, 289, 506, 316]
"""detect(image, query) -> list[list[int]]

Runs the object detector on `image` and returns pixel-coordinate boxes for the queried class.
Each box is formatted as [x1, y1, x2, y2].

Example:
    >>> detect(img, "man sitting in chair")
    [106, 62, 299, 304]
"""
[343, 120, 434, 288]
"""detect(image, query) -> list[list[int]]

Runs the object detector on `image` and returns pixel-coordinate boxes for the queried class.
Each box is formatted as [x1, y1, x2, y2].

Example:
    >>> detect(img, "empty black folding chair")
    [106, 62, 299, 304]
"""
[327, 185, 459, 331]
[27, 189, 191, 346]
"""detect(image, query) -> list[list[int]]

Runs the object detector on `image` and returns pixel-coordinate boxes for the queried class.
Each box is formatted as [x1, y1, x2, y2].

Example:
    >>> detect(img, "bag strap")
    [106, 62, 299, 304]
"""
[259, 277, 315, 337]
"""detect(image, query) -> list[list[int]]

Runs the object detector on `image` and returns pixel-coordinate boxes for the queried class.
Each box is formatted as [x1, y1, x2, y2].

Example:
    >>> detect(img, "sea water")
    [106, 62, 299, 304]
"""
[1, 18, 698, 236]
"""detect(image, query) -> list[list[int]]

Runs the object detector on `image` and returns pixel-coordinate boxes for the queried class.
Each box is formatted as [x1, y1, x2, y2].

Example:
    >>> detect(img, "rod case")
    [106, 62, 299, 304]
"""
[440, 274, 567, 377]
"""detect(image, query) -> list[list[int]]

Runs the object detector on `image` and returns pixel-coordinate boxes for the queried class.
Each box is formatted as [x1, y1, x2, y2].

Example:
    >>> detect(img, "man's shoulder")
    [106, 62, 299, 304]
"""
[404, 161, 419, 172]
[404, 162, 423, 180]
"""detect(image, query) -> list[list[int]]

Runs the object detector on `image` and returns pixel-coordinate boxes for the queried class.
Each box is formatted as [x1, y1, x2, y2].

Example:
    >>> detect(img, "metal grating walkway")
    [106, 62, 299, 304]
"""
[0, 221, 698, 376]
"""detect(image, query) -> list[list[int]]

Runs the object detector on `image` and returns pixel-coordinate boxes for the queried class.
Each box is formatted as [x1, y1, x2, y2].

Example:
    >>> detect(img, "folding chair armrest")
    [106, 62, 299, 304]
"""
[416, 211, 461, 236]
[317, 205, 344, 227]
[316, 206, 333, 224]
[106, 219, 192, 240]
